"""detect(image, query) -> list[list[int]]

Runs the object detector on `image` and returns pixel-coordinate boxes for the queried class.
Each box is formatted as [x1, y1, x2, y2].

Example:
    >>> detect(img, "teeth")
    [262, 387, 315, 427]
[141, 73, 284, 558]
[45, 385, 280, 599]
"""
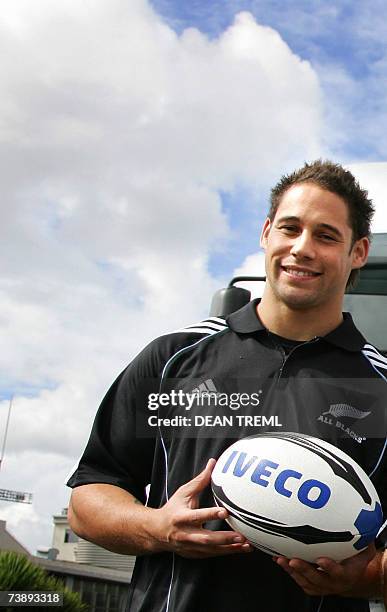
[285, 268, 317, 277]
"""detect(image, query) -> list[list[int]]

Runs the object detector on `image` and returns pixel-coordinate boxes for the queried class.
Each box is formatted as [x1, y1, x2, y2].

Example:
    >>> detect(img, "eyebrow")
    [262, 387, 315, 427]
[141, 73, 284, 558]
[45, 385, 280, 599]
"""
[275, 216, 345, 240]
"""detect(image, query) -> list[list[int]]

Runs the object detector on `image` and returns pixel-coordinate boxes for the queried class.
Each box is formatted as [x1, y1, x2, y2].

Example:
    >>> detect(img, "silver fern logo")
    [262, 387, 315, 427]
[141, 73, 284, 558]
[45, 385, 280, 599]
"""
[322, 404, 371, 420]
[317, 403, 369, 444]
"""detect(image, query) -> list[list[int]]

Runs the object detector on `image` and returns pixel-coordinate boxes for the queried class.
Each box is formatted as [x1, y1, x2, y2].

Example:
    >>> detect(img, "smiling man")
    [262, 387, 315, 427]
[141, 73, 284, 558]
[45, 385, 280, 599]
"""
[68, 160, 387, 612]
[258, 172, 369, 338]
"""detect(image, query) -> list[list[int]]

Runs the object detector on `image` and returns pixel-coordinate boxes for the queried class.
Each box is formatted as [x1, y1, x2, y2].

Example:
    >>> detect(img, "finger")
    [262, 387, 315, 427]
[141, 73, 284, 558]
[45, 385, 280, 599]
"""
[288, 559, 331, 587]
[275, 556, 291, 570]
[184, 529, 249, 547]
[316, 544, 376, 572]
[314, 557, 341, 574]
[213, 542, 253, 555]
[286, 571, 321, 596]
[180, 506, 228, 525]
[275, 557, 302, 579]
[179, 459, 216, 496]
[275, 559, 324, 594]
[289, 558, 319, 573]
[276, 557, 326, 587]
[179, 542, 253, 559]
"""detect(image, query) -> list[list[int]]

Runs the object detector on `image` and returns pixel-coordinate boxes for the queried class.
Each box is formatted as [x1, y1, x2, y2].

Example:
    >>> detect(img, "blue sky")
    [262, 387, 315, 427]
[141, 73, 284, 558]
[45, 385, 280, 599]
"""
[151, 0, 385, 79]
[151, 0, 387, 277]
[151, 0, 387, 161]
[209, 187, 266, 277]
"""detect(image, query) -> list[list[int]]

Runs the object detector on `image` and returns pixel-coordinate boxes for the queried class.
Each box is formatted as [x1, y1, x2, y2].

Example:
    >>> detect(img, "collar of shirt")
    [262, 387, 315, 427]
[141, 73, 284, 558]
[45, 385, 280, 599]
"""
[226, 298, 366, 352]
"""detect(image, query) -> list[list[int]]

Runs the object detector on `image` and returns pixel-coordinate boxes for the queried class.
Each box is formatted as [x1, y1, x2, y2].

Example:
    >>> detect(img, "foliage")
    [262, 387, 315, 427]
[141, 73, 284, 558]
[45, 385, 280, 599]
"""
[0, 551, 88, 612]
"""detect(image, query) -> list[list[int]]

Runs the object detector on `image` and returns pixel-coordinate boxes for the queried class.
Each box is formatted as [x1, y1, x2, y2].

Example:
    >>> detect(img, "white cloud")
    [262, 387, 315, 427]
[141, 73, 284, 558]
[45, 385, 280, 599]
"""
[347, 162, 387, 233]
[0, 1, 323, 552]
[0, 451, 72, 553]
[231, 251, 266, 299]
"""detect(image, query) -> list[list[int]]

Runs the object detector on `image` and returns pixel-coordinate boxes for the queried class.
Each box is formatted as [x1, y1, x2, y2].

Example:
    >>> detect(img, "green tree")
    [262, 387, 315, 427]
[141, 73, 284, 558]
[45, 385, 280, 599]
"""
[0, 551, 88, 612]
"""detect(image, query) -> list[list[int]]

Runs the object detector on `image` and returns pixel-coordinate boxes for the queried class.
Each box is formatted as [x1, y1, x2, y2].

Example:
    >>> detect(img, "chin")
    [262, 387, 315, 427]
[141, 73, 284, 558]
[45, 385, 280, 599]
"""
[276, 290, 321, 310]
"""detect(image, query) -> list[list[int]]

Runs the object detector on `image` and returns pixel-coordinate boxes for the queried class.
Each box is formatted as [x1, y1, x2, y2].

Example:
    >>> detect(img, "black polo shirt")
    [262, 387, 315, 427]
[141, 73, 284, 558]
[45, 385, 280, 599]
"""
[68, 299, 387, 612]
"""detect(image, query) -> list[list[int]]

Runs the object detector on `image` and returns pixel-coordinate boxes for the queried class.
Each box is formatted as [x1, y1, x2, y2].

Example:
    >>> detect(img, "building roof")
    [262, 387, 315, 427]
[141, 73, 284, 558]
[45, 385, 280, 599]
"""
[0, 520, 30, 556]
[33, 556, 131, 584]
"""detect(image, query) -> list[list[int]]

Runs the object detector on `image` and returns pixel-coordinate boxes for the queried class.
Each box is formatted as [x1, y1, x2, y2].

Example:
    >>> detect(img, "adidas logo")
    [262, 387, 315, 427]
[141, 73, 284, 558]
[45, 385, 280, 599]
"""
[190, 379, 218, 396]
[322, 404, 371, 420]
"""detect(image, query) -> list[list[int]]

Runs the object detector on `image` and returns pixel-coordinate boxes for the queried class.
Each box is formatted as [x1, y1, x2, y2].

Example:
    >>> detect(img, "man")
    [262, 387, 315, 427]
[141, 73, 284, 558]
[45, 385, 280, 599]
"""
[68, 160, 387, 611]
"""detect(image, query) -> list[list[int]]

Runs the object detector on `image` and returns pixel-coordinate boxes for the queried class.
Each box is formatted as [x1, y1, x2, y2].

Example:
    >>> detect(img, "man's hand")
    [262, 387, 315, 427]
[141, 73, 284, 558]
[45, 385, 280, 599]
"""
[150, 458, 253, 558]
[69, 459, 253, 558]
[274, 544, 378, 597]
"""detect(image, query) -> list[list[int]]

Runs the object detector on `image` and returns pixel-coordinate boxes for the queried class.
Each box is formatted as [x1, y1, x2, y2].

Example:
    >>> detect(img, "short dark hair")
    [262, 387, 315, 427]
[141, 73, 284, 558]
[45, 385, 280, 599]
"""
[268, 159, 374, 287]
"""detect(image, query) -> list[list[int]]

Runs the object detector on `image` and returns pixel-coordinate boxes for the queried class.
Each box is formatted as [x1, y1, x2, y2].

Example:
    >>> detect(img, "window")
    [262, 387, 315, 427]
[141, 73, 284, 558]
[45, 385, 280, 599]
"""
[64, 528, 78, 543]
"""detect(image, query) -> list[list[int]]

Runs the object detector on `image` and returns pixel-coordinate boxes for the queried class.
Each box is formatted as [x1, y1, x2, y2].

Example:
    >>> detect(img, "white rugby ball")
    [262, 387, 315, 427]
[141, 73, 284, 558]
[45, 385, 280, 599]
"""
[211, 433, 383, 562]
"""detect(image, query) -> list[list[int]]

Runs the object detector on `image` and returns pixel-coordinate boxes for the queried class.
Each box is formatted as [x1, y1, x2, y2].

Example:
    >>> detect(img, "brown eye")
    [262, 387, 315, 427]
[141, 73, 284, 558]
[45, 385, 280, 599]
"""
[281, 226, 298, 233]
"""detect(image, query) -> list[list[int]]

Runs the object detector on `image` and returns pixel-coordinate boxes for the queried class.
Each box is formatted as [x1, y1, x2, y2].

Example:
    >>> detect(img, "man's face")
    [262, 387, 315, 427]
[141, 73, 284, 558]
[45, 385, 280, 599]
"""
[260, 183, 369, 311]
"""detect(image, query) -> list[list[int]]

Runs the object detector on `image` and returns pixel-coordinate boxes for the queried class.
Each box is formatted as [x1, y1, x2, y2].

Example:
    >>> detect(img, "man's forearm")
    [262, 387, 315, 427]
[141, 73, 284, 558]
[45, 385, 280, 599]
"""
[67, 463, 252, 560]
[68, 483, 162, 556]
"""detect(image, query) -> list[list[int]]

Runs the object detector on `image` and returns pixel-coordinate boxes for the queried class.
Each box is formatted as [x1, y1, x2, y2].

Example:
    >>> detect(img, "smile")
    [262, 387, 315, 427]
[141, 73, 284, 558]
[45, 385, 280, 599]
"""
[282, 267, 321, 278]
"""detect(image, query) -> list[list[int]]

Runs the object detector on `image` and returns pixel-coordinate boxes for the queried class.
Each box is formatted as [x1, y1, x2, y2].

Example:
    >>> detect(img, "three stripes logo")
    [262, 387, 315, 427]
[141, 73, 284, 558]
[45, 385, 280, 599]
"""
[190, 378, 218, 397]
[170, 317, 228, 336]
[362, 344, 387, 377]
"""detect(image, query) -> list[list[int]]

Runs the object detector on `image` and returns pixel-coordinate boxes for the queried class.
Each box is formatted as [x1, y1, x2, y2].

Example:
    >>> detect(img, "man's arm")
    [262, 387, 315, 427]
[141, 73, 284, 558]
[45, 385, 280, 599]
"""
[68, 459, 253, 558]
[274, 546, 382, 599]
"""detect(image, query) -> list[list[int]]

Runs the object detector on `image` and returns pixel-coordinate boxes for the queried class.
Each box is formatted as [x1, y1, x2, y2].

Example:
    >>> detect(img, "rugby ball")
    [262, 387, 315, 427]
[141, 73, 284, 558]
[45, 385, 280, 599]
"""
[211, 433, 383, 562]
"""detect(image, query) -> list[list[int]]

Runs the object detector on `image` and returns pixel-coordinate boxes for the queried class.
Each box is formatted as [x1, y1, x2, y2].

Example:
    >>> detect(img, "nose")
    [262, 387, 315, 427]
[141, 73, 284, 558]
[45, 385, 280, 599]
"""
[290, 230, 315, 259]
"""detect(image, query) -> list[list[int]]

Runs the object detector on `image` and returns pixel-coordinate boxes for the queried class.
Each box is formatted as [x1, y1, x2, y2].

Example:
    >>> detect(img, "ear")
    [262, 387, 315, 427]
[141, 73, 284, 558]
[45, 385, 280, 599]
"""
[351, 237, 370, 270]
[260, 218, 272, 249]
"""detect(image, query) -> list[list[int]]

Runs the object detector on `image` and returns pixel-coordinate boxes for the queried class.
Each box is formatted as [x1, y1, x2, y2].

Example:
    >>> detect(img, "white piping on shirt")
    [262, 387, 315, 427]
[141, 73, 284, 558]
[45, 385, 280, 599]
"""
[316, 598, 324, 612]
[361, 348, 387, 478]
[158, 328, 229, 612]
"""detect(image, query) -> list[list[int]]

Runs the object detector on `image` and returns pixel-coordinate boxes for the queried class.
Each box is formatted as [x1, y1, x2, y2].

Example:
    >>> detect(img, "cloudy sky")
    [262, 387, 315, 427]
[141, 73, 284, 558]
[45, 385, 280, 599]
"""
[1, 0, 387, 553]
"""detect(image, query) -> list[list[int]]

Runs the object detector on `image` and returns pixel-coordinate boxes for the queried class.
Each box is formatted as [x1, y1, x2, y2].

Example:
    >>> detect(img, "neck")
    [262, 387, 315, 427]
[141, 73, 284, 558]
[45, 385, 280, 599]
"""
[257, 291, 343, 341]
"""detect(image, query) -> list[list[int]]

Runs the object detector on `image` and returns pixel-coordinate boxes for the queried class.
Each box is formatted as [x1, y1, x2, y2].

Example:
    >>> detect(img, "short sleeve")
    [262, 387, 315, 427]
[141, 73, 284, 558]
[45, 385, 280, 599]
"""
[67, 340, 163, 503]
